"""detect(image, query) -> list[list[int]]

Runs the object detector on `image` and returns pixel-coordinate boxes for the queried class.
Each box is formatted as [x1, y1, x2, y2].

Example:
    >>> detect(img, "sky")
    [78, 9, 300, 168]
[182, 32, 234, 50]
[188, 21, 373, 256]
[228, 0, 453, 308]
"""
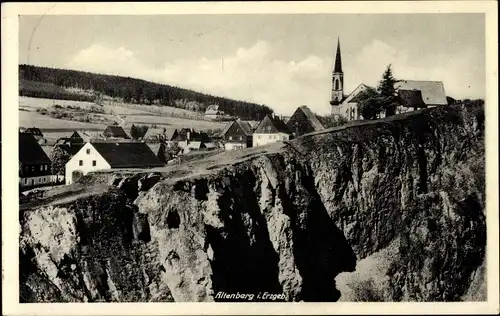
[18, 14, 485, 115]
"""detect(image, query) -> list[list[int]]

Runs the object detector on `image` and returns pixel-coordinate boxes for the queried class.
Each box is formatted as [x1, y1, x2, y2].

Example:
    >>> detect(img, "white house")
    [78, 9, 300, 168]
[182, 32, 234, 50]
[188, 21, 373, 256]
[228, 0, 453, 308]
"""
[65, 141, 164, 184]
[252, 114, 291, 147]
[204, 104, 225, 120]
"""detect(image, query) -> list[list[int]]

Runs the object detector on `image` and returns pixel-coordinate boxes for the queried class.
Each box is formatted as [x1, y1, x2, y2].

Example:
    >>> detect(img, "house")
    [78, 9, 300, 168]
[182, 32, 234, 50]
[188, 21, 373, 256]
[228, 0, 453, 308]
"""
[394, 80, 448, 109]
[19, 133, 53, 188]
[65, 141, 164, 184]
[204, 104, 225, 120]
[102, 125, 130, 139]
[23, 127, 44, 141]
[221, 119, 253, 150]
[286, 105, 325, 137]
[253, 114, 291, 147]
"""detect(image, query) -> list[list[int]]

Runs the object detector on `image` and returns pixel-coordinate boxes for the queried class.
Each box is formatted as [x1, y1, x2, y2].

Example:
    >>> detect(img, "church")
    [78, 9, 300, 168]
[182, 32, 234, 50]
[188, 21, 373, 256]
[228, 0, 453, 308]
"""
[330, 39, 448, 121]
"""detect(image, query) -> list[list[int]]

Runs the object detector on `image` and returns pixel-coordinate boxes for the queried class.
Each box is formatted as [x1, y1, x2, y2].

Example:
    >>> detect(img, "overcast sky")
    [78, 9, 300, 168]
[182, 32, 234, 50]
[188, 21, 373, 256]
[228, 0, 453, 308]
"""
[19, 14, 485, 115]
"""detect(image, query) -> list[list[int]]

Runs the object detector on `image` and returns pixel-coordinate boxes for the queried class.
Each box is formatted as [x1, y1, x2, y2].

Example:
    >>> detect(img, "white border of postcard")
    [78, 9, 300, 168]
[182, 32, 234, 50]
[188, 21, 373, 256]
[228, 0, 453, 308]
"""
[2, 1, 499, 315]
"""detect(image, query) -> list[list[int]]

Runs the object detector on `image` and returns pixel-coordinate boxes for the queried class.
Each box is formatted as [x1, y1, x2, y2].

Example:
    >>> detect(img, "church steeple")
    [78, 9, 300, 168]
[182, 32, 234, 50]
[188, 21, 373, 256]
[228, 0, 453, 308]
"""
[330, 37, 344, 106]
[334, 37, 342, 73]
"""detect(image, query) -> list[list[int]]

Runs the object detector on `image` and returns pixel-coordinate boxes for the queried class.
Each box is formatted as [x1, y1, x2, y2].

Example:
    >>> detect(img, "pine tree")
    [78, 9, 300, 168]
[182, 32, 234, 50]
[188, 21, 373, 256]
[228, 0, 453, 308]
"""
[377, 64, 399, 117]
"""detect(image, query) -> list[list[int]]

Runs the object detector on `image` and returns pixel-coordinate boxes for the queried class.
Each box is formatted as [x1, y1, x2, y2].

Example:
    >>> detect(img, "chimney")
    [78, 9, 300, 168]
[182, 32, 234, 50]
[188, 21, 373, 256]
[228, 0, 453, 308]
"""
[187, 131, 191, 141]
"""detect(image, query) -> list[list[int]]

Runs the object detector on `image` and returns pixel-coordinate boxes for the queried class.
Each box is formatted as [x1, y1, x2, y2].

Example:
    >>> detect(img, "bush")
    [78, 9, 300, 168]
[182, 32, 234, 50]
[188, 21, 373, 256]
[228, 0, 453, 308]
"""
[317, 114, 348, 128]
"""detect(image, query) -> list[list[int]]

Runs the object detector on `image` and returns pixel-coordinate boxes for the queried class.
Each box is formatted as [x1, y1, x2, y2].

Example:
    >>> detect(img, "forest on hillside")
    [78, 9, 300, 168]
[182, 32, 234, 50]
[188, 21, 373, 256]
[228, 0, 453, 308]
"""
[19, 64, 273, 121]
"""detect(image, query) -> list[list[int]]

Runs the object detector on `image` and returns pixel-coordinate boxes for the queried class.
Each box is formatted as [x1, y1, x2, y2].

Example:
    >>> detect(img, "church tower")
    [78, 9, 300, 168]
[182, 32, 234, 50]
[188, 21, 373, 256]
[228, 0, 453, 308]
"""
[330, 38, 344, 106]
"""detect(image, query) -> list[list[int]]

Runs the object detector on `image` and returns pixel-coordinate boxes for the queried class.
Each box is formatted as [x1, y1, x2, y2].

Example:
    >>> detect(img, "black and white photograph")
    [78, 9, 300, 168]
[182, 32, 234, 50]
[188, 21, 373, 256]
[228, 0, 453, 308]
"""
[2, 1, 499, 315]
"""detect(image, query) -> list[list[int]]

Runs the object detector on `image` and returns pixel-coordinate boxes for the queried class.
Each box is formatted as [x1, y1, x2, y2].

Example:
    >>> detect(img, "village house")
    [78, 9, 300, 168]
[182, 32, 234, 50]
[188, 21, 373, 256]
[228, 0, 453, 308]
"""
[286, 105, 325, 137]
[253, 114, 291, 147]
[204, 104, 225, 120]
[19, 133, 53, 188]
[329, 39, 448, 121]
[102, 125, 130, 139]
[220, 119, 254, 150]
[65, 141, 164, 184]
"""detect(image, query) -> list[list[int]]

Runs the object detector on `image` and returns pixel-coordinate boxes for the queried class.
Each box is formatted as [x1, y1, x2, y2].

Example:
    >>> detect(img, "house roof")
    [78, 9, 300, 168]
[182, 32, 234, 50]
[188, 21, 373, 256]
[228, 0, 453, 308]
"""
[103, 125, 130, 139]
[297, 106, 325, 131]
[254, 115, 291, 134]
[90, 141, 164, 168]
[396, 80, 447, 106]
[398, 89, 427, 108]
[56, 143, 85, 156]
[221, 120, 253, 137]
[73, 130, 100, 142]
[19, 133, 52, 165]
[24, 127, 43, 136]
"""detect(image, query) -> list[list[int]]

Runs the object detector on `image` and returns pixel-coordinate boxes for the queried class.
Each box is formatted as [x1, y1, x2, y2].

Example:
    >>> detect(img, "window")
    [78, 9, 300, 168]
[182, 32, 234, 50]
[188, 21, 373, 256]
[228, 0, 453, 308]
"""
[32, 166, 35, 172]
[92, 160, 96, 166]
[335, 79, 340, 90]
[40, 165, 43, 171]
[86, 148, 91, 154]
[229, 136, 232, 140]
[79, 160, 83, 166]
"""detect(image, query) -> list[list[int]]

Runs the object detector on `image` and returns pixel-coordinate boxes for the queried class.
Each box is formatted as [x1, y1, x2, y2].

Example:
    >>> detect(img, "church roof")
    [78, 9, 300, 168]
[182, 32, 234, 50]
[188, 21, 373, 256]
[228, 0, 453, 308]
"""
[396, 80, 447, 106]
[334, 38, 343, 73]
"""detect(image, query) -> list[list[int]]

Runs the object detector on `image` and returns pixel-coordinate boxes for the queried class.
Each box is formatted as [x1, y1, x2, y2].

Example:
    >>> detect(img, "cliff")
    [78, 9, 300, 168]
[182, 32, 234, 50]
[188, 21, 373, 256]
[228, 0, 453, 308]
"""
[19, 103, 486, 302]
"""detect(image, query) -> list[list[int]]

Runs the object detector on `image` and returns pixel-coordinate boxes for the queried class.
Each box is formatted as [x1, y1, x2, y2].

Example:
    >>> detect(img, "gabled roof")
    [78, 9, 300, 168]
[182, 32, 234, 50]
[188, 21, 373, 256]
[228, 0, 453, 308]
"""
[297, 106, 325, 131]
[90, 141, 163, 168]
[221, 120, 253, 137]
[398, 89, 427, 108]
[24, 127, 43, 137]
[254, 115, 291, 134]
[56, 143, 85, 156]
[342, 83, 375, 104]
[19, 133, 52, 165]
[396, 80, 447, 106]
[72, 130, 99, 142]
[103, 125, 130, 139]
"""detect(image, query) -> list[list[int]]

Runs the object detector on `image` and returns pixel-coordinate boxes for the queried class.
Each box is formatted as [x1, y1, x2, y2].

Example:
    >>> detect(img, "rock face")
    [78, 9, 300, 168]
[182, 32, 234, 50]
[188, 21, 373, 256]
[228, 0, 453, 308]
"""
[19, 104, 486, 302]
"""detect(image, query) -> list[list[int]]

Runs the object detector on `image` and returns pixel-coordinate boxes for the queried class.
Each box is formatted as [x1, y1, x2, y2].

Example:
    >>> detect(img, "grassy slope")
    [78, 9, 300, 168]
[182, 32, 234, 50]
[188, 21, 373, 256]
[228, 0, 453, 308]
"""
[19, 96, 226, 142]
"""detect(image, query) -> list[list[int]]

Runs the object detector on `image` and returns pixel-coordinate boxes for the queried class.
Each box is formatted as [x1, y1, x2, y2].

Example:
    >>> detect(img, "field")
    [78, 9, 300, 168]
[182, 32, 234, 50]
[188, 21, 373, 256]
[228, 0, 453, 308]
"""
[19, 96, 227, 145]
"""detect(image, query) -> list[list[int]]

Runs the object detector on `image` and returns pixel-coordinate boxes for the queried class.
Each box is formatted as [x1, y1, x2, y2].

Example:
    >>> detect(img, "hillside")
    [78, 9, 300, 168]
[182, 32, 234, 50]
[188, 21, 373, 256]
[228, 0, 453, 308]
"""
[19, 64, 274, 121]
[19, 103, 485, 302]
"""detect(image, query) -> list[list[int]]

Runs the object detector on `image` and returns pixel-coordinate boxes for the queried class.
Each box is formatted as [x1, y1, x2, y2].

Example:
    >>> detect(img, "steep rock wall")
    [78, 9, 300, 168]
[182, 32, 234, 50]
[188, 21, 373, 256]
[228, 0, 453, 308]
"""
[20, 104, 486, 302]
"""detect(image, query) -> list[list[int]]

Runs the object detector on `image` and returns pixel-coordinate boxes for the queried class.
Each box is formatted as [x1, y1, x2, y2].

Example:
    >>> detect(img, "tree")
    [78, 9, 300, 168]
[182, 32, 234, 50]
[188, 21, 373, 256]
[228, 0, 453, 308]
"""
[377, 64, 400, 117]
[356, 87, 385, 120]
[50, 146, 71, 175]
